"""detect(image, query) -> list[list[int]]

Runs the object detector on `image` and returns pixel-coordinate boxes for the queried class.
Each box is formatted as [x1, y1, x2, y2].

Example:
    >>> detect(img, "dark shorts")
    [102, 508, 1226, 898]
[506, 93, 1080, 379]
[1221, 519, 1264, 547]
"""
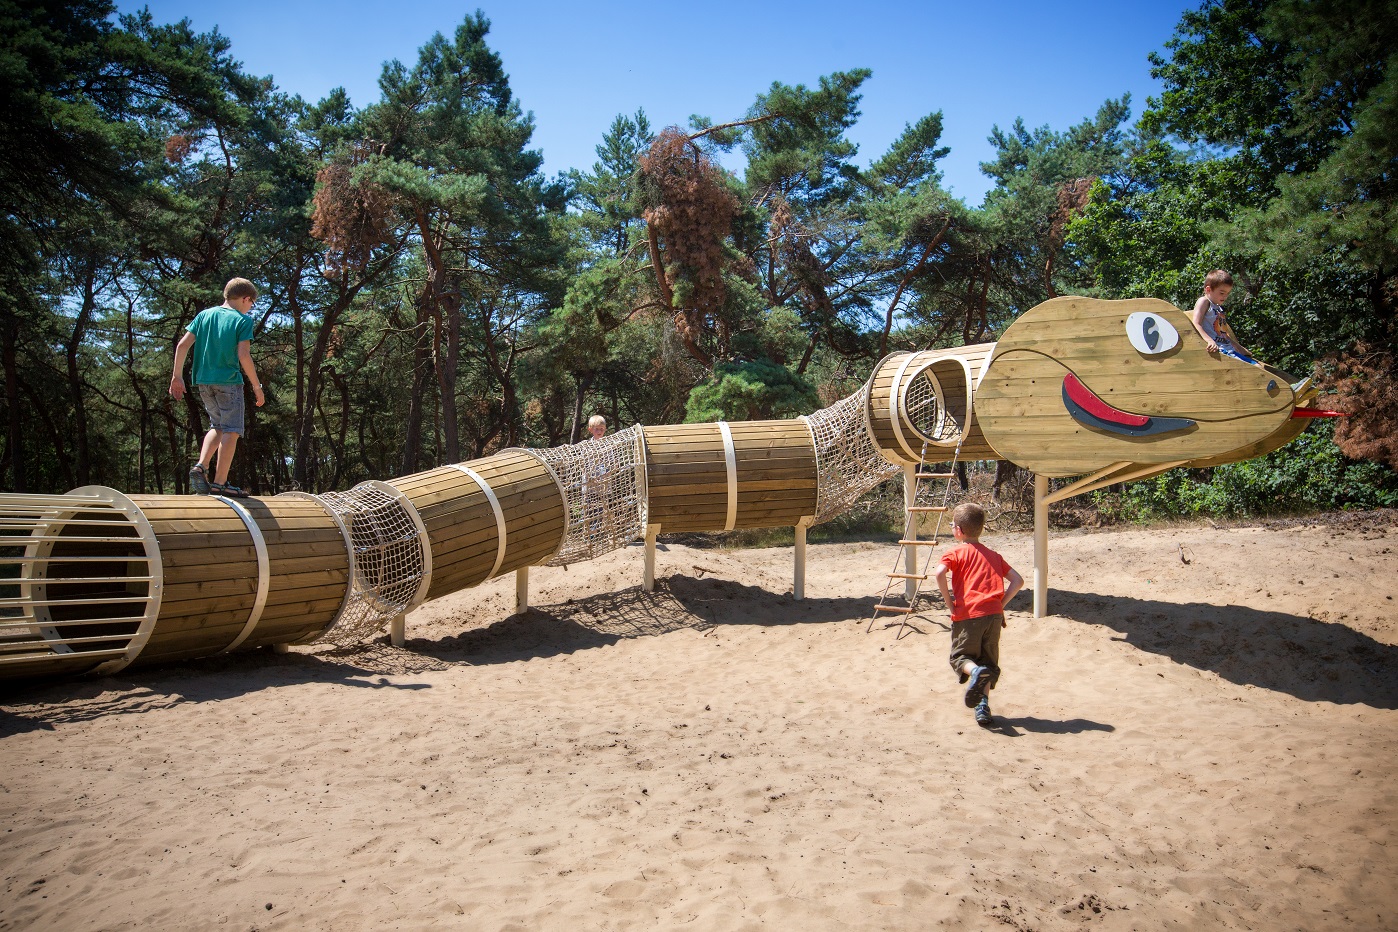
[198, 383, 245, 435]
[950, 612, 1003, 687]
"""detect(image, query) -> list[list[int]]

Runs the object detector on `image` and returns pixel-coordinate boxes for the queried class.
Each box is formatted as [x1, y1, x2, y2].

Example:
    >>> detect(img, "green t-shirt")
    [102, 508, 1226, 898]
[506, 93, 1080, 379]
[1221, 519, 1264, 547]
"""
[186, 305, 254, 385]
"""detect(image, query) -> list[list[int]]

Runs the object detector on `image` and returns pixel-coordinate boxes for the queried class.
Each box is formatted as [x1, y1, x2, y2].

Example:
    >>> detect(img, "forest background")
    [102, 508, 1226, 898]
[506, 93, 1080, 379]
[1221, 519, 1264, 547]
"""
[2, 0, 1395, 524]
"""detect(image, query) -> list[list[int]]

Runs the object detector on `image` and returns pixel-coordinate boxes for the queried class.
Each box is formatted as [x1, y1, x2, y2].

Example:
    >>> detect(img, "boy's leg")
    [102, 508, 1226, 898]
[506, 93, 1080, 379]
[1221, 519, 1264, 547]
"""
[198, 427, 221, 469]
[213, 432, 239, 485]
[951, 615, 996, 707]
[982, 613, 1004, 690]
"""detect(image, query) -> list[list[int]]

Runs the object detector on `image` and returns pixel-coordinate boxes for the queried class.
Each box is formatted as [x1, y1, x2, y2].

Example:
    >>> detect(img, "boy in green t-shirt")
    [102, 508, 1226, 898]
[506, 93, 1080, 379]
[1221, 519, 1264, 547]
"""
[169, 278, 266, 497]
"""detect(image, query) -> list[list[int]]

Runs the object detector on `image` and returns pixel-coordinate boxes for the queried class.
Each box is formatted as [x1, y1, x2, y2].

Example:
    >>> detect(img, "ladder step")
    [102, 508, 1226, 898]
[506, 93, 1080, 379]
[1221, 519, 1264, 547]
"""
[917, 472, 955, 480]
[907, 506, 949, 513]
[874, 605, 916, 614]
[887, 573, 928, 580]
[897, 539, 939, 546]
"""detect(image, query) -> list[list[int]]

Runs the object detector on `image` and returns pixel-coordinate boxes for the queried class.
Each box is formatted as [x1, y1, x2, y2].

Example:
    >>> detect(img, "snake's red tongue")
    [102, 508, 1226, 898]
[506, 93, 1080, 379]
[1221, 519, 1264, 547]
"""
[1062, 373, 1149, 426]
[1061, 373, 1195, 436]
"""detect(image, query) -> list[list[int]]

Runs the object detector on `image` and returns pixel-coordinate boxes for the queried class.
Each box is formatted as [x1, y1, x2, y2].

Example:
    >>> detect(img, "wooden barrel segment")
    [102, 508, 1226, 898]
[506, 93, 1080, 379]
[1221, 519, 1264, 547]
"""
[0, 489, 160, 680]
[390, 450, 567, 602]
[127, 494, 350, 666]
[864, 345, 1000, 466]
[641, 421, 818, 533]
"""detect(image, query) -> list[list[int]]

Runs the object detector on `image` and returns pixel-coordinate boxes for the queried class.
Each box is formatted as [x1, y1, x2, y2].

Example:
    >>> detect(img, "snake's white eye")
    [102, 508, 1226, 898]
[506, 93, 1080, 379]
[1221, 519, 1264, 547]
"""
[1125, 311, 1180, 356]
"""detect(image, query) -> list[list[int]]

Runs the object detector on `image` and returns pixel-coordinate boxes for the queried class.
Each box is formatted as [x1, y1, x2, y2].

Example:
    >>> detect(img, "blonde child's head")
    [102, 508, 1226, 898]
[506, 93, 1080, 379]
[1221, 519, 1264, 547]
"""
[587, 414, 607, 438]
[952, 502, 985, 540]
[223, 278, 258, 302]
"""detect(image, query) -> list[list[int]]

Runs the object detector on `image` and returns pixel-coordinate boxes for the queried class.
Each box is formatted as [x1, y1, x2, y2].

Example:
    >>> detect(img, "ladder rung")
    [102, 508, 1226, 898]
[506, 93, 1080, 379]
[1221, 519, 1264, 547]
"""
[896, 539, 939, 546]
[873, 605, 915, 614]
[907, 506, 948, 513]
[916, 472, 955, 480]
[887, 573, 928, 580]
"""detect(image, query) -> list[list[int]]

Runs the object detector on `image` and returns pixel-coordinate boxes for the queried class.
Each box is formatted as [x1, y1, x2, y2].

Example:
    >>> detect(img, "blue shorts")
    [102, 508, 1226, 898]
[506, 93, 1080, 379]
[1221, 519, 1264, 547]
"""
[1218, 344, 1258, 365]
[198, 383, 245, 435]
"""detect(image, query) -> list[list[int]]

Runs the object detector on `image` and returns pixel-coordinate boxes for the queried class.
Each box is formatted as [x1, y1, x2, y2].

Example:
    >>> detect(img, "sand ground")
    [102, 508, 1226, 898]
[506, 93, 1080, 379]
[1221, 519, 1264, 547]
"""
[2, 515, 1396, 930]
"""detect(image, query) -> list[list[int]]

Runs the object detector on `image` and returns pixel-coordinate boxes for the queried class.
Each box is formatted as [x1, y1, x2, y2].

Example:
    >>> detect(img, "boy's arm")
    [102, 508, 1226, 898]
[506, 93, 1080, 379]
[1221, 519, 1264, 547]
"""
[169, 331, 196, 400]
[1217, 317, 1252, 356]
[237, 340, 266, 408]
[1000, 566, 1024, 626]
[933, 561, 954, 611]
[1189, 298, 1218, 352]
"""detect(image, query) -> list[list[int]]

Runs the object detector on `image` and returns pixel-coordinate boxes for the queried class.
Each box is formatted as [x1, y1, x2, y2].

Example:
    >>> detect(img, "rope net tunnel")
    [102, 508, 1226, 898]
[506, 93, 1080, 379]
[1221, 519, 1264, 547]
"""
[524, 424, 648, 567]
[803, 381, 902, 525]
[282, 481, 430, 649]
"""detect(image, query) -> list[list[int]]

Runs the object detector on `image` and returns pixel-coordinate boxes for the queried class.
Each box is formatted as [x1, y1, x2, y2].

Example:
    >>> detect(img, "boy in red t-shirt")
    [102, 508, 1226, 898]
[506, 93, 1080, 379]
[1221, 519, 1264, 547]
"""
[933, 503, 1024, 727]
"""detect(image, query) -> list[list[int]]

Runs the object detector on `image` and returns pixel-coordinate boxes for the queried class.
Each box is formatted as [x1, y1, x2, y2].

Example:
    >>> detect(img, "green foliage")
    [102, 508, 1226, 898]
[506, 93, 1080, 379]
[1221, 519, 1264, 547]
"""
[684, 359, 818, 423]
[1097, 424, 1398, 521]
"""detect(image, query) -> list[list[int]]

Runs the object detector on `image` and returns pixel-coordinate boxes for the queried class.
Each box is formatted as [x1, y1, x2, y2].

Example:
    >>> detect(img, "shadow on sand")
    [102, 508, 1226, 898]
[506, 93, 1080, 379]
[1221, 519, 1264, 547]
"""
[7, 575, 1389, 734]
[0, 575, 879, 733]
[985, 716, 1115, 737]
[1045, 587, 1398, 709]
[407, 575, 882, 664]
[0, 647, 435, 737]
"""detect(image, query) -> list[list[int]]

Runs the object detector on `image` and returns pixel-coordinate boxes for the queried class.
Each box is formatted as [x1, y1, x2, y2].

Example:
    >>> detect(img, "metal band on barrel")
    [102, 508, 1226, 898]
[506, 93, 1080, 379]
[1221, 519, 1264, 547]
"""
[446, 465, 508, 580]
[717, 422, 738, 531]
[217, 496, 269, 653]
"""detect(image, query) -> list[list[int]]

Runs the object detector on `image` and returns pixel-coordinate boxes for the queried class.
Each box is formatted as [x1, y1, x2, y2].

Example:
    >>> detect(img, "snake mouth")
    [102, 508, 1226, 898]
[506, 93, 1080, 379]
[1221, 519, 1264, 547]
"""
[1062, 373, 1195, 437]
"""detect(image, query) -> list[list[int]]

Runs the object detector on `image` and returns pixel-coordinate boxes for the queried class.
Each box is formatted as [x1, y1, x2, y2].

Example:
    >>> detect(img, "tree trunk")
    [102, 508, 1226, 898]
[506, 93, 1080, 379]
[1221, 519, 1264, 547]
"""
[67, 266, 97, 486]
[879, 218, 950, 357]
[569, 373, 594, 443]
[401, 322, 431, 476]
[2, 316, 26, 492]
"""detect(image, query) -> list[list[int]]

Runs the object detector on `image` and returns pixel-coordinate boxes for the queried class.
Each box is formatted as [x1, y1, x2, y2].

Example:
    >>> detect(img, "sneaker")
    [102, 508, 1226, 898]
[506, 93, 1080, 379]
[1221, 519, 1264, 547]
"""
[965, 665, 992, 708]
[209, 481, 251, 499]
[975, 698, 994, 728]
[188, 463, 210, 495]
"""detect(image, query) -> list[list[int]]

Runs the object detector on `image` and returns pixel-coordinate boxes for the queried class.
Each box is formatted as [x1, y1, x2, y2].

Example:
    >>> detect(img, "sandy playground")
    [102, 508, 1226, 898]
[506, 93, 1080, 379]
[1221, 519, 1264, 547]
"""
[2, 512, 1396, 930]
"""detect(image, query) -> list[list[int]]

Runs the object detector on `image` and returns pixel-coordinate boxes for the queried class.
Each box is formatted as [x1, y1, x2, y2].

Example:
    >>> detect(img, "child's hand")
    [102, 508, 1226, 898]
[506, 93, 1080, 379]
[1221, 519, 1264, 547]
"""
[1002, 617, 1009, 628]
[1205, 339, 1218, 352]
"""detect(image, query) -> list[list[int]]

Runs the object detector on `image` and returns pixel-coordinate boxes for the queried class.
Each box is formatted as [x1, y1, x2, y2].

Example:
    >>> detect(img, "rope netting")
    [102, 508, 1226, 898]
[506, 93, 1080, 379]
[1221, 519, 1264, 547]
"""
[904, 367, 957, 442]
[522, 425, 647, 567]
[803, 382, 900, 525]
[298, 482, 428, 647]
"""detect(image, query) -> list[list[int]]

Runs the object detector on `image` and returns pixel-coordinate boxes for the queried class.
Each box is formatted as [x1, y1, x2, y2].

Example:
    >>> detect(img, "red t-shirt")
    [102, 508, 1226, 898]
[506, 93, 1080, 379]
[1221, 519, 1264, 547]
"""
[939, 542, 1012, 622]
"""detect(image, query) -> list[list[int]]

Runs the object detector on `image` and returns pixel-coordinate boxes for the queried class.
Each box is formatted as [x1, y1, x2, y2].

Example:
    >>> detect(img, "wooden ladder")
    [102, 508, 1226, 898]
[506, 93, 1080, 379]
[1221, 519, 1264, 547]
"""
[868, 438, 965, 638]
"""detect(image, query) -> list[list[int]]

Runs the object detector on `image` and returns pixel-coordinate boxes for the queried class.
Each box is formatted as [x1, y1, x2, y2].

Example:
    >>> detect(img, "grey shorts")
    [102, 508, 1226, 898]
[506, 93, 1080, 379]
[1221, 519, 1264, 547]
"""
[950, 612, 1003, 686]
[198, 383, 245, 435]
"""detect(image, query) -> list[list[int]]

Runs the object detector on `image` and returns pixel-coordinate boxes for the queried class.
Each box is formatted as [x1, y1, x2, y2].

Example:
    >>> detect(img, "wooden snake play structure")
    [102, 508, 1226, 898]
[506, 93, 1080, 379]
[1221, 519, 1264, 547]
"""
[0, 298, 1326, 681]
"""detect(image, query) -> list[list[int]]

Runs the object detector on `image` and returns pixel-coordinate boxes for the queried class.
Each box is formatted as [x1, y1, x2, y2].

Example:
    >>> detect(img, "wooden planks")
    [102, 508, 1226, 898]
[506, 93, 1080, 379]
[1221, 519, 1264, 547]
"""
[130, 495, 256, 664]
[866, 346, 998, 464]
[729, 421, 817, 529]
[242, 497, 350, 648]
[642, 421, 819, 532]
[644, 424, 728, 532]
[393, 451, 567, 601]
[128, 494, 351, 663]
[976, 297, 1296, 476]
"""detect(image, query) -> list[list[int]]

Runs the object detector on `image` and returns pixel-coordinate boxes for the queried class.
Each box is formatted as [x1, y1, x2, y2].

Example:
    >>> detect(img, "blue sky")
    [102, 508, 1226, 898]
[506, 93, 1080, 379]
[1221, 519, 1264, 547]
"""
[116, 0, 1193, 205]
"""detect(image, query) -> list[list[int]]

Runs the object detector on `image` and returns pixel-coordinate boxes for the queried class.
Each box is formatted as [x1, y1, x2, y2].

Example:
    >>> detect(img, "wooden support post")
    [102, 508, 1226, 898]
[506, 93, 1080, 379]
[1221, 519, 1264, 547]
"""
[793, 518, 811, 600]
[903, 464, 917, 599]
[390, 613, 405, 647]
[515, 566, 529, 615]
[643, 523, 659, 592]
[1034, 473, 1048, 618]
